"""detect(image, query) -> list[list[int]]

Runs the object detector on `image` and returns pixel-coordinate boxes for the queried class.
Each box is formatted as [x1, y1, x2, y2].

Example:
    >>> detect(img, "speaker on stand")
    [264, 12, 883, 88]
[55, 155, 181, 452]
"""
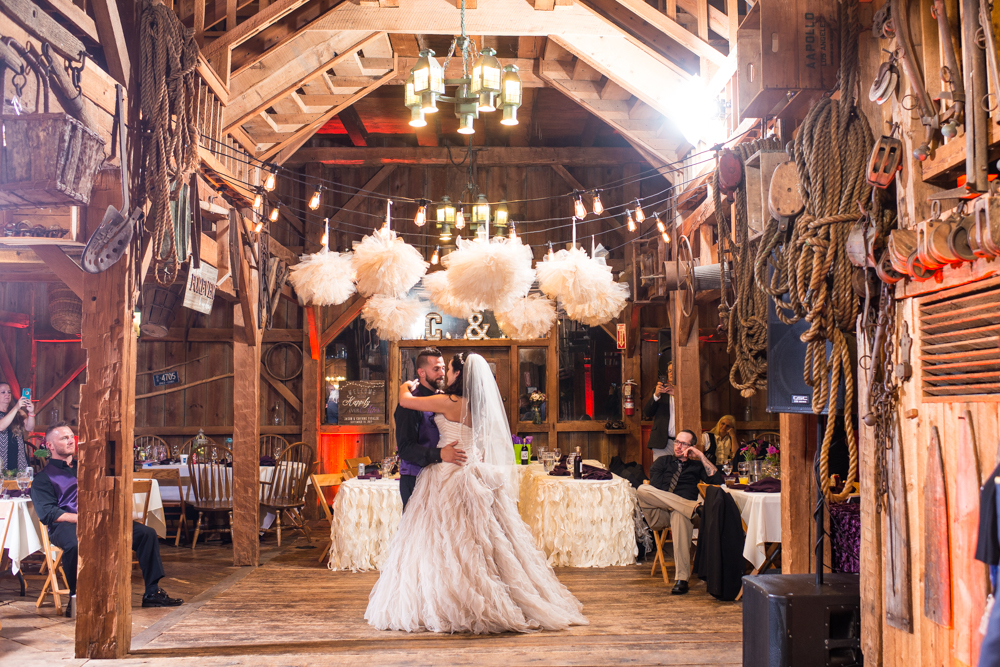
[765, 297, 843, 414]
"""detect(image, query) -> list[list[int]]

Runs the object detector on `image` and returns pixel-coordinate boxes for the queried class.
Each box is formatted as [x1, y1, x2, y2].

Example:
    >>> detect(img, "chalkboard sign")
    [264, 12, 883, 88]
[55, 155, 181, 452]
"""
[153, 370, 180, 387]
[339, 381, 385, 425]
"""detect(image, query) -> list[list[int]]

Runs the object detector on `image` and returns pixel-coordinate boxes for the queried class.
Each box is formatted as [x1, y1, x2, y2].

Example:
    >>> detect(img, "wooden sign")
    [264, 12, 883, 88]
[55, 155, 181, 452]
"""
[152, 370, 180, 387]
[183, 261, 218, 315]
[616, 323, 626, 349]
[339, 381, 385, 425]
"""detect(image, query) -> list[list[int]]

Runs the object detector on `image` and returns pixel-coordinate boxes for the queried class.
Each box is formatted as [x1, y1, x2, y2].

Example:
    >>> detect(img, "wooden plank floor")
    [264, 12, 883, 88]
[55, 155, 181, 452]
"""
[2, 534, 743, 666]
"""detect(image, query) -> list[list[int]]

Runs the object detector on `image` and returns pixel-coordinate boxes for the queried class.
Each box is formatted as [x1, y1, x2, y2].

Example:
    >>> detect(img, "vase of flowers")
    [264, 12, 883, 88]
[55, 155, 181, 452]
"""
[529, 390, 546, 424]
[763, 443, 781, 479]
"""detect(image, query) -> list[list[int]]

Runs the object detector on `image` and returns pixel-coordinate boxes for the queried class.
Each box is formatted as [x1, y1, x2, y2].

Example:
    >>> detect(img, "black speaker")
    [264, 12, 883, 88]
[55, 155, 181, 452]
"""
[743, 573, 863, 667]
[766, 298, 842, 414]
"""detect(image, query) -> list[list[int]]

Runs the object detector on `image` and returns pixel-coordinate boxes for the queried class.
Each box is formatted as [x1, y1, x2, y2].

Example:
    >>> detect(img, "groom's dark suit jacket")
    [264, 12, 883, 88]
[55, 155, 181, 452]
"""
[395, 382, 441, 477]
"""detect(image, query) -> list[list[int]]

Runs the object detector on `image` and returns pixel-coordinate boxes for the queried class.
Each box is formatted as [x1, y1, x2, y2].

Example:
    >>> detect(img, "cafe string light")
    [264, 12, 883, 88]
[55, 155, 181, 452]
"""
[263, 168, 276, 192]
[592, 190, 604, 215]
[287, 219, 357, 306]
[308, 186, 323, 211]
[573, 191, 587, 219]
[414, 199, 428, 227]
[352, 201, 428, 298]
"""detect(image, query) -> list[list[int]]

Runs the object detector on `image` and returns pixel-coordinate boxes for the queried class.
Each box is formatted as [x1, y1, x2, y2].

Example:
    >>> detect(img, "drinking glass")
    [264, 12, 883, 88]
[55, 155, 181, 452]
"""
[381, 457, 393, 479]
[738, 461, 749, 485]
[16, 468, 32, 493]
[722, 462, 732, 477]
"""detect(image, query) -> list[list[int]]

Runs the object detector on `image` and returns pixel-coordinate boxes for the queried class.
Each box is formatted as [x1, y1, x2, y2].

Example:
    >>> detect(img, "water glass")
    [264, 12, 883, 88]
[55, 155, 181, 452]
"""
[722, 462, 732, 477]
[16, 468, 32, 493]
[738, 461, 749, 485]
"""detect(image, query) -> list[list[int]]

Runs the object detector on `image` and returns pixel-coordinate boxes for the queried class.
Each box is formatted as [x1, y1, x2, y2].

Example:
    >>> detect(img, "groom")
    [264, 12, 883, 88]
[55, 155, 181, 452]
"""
[394, 347, 467, 508]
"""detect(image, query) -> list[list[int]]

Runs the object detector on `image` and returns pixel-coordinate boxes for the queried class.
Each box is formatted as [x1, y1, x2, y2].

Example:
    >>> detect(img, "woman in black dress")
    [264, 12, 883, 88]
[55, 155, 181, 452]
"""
[0, 382, 34, 472]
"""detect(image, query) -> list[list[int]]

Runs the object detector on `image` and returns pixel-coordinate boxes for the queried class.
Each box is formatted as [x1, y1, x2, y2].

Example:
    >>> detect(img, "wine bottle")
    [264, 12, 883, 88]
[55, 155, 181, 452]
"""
[520, 443, 529, 465]
[573, 446, 583, 479]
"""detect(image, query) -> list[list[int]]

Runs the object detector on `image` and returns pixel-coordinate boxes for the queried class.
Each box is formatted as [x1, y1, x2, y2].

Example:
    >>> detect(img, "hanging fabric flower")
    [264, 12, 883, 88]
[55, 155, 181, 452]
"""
[536, 246, 629, 326]
[361, 295, 423, 341]
[442, 233, 534, 312]
[423, 271, 475, 319]
[495, 294, 558, 339]
[352, 226, 428, 298]
[287, 248, 356, 306]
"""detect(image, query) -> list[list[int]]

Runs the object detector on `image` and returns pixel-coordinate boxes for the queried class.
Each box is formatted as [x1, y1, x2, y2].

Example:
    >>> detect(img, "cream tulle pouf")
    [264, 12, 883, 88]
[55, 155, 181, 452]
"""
[353, 226, 428, 298]
[287, 248, 356, 306]
[495, 294, 558, 340]
[536, 246, 629, 326]
[422, 271, 475, 319]
[361, 295, 422, 341]
[441, 234, 535, 313]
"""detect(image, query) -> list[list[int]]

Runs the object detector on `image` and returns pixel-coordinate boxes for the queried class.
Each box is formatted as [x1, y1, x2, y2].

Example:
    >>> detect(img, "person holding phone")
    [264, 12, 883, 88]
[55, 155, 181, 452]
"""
[0, 382, 34, 471]
[643, 362, 675, 461]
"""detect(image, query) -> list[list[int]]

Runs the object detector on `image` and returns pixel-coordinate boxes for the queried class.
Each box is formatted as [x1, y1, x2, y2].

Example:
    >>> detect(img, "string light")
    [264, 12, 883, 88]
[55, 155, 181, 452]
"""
[414, 199, 428, 226]
[252, 188, 263, 210]
[431, 245, 440, 264]
[308, 186, 323, 211]
[592, 190, 604, 215]
[455, 206, 466, 230]
[547, 241, 554, 260]
[655, 212, 665, 233]
[626, 210, 636, 232]
[253, 214, 264, 233]
[633, 199, 645, 223]
[269, 204, 280, 223]
[508, 221, 517, 240]
[263, 169, 276, 192]
[661, 230, 670, 243]
[573, 191, 587, 219]
[321, 218, 329, 247]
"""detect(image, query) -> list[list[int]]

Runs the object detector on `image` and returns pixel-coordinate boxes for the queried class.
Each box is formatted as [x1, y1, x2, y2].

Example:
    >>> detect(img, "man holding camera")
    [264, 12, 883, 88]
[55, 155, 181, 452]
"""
[644, 362, 675, 461]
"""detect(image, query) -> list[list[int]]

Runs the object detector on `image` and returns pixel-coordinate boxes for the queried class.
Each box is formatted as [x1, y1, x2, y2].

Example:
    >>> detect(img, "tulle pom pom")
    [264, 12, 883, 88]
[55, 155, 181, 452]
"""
[353, 227, 428, 298]
[536, 247, 629, 326]
[287, 249, 356, 306]
[423, 271, 475, 319]
[443, 236, 534, 312]
[496, 294, 558, 339]
[361, 295, 423, 341]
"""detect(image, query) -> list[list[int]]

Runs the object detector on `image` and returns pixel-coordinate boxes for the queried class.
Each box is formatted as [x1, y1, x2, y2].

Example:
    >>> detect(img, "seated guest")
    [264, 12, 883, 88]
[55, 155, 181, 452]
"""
[643, 362, 674, 460]
[637, 428, 724, 595]
[30, 423, 183, 608]
[702, 415, 738, 466]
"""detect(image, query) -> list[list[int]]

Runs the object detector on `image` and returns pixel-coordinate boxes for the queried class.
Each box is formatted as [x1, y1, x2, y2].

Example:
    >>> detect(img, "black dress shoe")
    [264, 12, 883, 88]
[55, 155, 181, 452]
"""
[671, 580, 689, 595]
[142, 588, 183, 608]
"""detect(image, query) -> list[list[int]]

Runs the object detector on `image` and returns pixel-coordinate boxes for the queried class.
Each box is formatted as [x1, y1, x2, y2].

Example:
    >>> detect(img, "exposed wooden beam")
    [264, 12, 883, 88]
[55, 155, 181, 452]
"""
[331, 166, 396, 227]
[40, 0, 99, 43]
[285, 146, 645, 166]
[36, 363, 87, 413]
[338, 106, 369, 147]
[0, 0, 87, 62]
[30, 245, 85, 300]
[0, 310, 29, 328]
[261, 368, 303, 413]
[675, 0, 727, 36]
[319, 295, 367, 348]
[203, 0, 311, 59]
[90, 0, 130, 86]
[0, 340, 20, 395]
[264, 67, 396, 164]
[551, 164, 586, 192]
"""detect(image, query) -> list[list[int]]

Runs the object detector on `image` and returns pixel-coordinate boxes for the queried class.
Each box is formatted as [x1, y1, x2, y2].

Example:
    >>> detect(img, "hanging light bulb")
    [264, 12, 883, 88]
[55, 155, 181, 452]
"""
[414, 199, 428, 227]
[592, 190, 604, 215]
[308, 186, 323, 211]
[431, 245, 440, 265]
[494, 200, 508, 236]
[661, 230, 671, 243]
[455, 206, 466, 230]
[655, 212, 665, 233]
[252, 188, 263, 210]
[573, 191, 587, 219]
[508, 221, 517, 241]
[269, 204, 280, 223]
[633, 199, 645, 223]
[321, 218, 329, 247]
[263, 169, 276, 192]
[626, 210, 636, 232]
[253, 216, 264, 233]
[547, 241, 554, 260]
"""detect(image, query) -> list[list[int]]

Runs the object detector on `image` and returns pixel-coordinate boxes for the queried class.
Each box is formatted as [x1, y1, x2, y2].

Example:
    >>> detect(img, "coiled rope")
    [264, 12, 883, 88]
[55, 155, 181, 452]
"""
[139, 0, 199, 285]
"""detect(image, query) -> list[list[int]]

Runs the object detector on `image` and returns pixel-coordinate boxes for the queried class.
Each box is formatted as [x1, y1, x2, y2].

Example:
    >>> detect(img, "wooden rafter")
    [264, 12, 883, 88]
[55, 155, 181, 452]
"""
[29, 245, 85, 300]
[330, 166, 397, 226]
[284, 146, 645, 167]
[203, 0, 311, 61]
[36, 363, 87, 413]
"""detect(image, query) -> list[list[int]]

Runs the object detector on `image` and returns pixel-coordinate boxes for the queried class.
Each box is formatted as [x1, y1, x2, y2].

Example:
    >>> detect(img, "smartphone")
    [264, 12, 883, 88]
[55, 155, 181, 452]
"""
[658, 375, 668, 385]
[21, 388, 31, 401]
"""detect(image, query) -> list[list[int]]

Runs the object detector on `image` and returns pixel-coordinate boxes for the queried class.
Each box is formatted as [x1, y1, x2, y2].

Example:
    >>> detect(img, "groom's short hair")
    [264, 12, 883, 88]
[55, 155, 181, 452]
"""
[416, 347, 443, 369]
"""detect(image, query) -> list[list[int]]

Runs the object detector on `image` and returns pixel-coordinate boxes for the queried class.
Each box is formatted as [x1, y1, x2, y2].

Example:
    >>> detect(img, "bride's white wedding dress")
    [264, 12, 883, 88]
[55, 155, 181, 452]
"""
[365, 412, 588, 634]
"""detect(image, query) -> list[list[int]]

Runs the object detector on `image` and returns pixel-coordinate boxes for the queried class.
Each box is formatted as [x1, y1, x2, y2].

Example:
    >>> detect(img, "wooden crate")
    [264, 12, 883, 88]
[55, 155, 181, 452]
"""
[0, 113, 105, 208]
[736, 0, 840, 121]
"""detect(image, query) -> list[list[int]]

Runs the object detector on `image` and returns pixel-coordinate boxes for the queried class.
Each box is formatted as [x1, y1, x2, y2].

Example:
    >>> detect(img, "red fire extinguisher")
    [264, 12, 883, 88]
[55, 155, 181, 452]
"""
[623, 380, 637, 416]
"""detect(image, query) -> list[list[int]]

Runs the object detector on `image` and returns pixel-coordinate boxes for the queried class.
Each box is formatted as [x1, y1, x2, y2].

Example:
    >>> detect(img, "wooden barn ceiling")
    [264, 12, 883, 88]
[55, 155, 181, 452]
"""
[186, 0, 737, 168]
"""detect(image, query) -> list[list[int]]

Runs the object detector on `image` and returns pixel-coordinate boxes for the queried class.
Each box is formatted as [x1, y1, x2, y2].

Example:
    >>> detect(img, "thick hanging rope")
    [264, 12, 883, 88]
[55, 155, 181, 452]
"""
[752, 0, 868, 503]
[139, 0, 199, 285]
[714, 137, 781, 397]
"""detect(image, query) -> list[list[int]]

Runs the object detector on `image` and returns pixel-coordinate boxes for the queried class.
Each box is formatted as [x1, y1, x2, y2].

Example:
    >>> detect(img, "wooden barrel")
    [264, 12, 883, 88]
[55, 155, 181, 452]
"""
[47, 286, 82, 334]
[140, 287, 180, 337]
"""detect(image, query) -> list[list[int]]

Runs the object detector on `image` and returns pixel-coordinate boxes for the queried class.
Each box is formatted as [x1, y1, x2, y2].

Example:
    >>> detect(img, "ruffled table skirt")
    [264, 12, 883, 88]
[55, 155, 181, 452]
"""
[518, 464, 638, 567]
[328, 478, 402, 572]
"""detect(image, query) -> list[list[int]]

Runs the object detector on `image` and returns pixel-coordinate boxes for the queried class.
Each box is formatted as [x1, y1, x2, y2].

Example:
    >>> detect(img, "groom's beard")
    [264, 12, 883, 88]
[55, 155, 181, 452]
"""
[434, 378, 445, 391]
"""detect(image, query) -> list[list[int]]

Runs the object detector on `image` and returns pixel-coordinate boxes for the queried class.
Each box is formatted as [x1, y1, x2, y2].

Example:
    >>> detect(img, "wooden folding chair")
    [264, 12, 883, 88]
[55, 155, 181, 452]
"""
[135, 468, 189, 546]
[650, 528, 672, 585]
[36, 523, 70, 614]
[343, 457, 371, 480]
[310, 473, 343, 565]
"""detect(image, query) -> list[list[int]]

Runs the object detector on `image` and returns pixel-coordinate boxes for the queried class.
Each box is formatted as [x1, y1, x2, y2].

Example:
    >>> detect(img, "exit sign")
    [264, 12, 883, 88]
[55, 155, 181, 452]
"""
[616, 323, 626, 350]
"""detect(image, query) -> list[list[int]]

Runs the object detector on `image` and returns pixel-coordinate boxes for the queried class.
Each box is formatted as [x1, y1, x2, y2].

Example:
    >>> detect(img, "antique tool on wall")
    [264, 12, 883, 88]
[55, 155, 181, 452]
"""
[931, 0, 965, 138]
[924, 425, 952, 627]
[963, 0, 989, 192]
[888, 0, 941, 160]
[980, 0, 1000, 125]
[971, 192, 1000, 258]
[868, 57, 899, 105]
[662, 234, 726, 317]
[866, 131, 904, 189]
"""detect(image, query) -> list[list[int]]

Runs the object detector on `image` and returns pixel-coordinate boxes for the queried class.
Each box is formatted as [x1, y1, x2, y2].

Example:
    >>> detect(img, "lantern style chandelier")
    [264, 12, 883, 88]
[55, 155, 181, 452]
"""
[404, 0, 523, 133]
[433, 147, 513, 243]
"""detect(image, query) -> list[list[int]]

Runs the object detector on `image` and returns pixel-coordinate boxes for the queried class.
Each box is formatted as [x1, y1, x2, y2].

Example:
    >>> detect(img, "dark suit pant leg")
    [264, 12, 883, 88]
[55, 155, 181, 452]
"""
[399, 475, 417, 509]
[133, 521, 165, 593]
[47, 522, 78, 596]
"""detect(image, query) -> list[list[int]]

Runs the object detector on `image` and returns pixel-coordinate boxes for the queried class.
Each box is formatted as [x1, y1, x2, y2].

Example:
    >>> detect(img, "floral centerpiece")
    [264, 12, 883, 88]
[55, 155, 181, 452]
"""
[528, 391, 546, 425]
[763, 442, 780, 479]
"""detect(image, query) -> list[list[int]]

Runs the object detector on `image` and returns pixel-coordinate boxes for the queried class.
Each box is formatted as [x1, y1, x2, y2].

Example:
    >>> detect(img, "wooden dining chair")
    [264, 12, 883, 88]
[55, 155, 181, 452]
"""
[343, 456, 372, 479]
[24, 435, 46, 473]
[187, 445, 234, 549]
[36, 523, 70, 614]
[134, 435, 171, 462]
[259, 435, 289, 461]
[131, 479, 153, 569]
[179, 435, 220, 460]
[261, 442, 315, 546]
[310, 472, 344, 565]
[135, 468, 189, 546]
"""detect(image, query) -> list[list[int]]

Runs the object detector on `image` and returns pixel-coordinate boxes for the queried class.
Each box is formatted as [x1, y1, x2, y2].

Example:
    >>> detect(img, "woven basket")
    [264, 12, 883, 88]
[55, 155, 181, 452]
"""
[140, 286, 181, 337]
[0, 113, 106, 208]
[48, 285, 82, 335]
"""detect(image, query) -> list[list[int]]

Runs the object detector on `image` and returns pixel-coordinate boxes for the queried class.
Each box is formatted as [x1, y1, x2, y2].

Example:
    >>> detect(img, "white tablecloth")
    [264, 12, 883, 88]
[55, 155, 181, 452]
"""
[518, 464, 638, 567]
[328, 478, 401, 572]
[0, 498, 42, 574]
[134, 479, 166, 539]
[726, 488, 781, 568]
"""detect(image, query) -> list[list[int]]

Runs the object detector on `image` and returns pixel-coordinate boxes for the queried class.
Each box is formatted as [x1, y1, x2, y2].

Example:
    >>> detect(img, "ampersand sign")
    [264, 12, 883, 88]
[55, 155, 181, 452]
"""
[465, 313, 490, 340]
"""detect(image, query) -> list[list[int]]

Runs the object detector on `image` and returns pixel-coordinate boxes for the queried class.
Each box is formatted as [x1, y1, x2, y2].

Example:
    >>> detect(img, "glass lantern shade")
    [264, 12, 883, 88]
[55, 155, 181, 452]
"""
[404, 75, 419, 107]
[439, 221, 453, 242]
[472, 194, 490, 230]
[437, 196, 456, 226]
[412, 49, 444, 113]
[471, 48, 502, 111]
[494, 201, 509, 235]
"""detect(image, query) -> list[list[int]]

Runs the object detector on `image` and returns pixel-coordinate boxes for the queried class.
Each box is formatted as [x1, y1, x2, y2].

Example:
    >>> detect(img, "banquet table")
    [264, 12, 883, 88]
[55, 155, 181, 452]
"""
[518, 463, 638, 567]
[726, 487, 781, 569]
[328, 477, 401, 572]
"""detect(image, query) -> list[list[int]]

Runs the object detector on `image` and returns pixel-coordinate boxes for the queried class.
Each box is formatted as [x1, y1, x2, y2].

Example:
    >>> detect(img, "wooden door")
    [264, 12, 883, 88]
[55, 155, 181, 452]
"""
[471, 347, 511, 424]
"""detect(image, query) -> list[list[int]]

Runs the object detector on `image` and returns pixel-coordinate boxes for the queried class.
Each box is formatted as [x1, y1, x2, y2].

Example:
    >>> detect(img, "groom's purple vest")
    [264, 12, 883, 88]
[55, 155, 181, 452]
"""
[399, 384, 440, 477]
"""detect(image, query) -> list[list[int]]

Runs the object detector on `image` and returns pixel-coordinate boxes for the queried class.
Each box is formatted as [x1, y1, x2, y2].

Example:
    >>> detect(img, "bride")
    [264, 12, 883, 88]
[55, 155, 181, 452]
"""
[365, 352, 587, 634]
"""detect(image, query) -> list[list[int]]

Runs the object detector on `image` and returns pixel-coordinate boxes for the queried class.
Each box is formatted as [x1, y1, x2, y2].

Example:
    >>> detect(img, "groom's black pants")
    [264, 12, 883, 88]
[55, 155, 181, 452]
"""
[400, 475, 417, 508]
[48, 521, 166, 596]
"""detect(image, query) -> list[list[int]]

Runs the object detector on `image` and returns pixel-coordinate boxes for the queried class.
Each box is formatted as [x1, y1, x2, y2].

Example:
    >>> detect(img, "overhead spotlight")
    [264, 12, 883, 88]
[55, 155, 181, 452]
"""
[592, 190, 604, 215]
[263, 169, 276, 192]
[633, 200, 645, 223]
[415, 199, 428, 227]
[626, 210, 636, 232]
[269, 205, 280, 223]
[655, 212, 666, 233]
[573, 191, 587, 219]
[308, 186, 323, 211]
[431, 245, 440, 265]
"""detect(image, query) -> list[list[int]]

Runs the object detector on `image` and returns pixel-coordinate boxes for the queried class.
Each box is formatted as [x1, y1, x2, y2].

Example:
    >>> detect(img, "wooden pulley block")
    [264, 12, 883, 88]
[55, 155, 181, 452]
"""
[915, 219, 955, 269]
[866, 135, 904, 189]
[768, 161, 805, 223]
[876, 250, 905, 284]
[905, 250, 936, 282]
[717, 150, 743, 197]
[946, 215, 977, 261]
[888, 229, 918, 274]
[971, 195, 1000, 258]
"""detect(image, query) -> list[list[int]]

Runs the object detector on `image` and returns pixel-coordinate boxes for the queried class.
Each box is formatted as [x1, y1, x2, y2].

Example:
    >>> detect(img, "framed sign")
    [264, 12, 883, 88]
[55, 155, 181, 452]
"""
[183, 261, 218, 315]
[152, 370, 180, 387]
[616, 323, 627, 350]
[339, 381, 386, 425]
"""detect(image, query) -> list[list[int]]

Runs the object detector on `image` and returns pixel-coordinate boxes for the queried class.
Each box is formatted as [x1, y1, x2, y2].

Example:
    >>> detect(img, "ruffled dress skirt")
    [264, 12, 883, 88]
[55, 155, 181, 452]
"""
[365, 460, 588, 634]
